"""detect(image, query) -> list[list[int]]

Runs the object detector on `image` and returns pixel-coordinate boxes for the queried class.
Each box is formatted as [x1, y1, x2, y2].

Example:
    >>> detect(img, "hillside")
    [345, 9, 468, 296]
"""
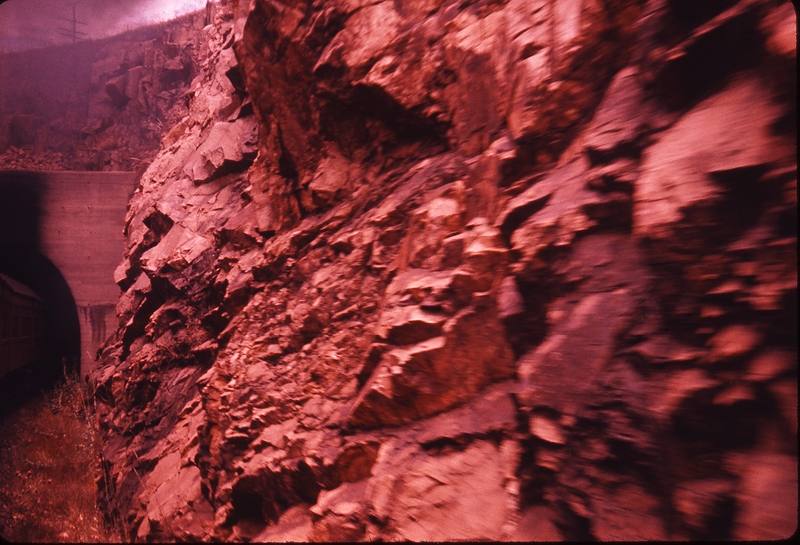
[0, 10, 208, 171]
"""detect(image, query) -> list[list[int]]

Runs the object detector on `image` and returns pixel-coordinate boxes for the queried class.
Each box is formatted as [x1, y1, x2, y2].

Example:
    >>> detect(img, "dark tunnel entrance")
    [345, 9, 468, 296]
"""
[0, 245, 82, 409]
[0, 170, 82, 409]
[0, 245, 81, 366]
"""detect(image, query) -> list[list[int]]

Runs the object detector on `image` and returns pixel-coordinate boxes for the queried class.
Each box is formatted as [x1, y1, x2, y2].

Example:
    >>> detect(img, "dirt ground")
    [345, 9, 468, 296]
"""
[0, 369, 120, 542]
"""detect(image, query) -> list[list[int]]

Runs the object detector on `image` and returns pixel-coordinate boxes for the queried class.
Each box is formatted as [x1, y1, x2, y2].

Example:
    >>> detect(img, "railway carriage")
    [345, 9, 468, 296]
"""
[0, 273, 45, 380]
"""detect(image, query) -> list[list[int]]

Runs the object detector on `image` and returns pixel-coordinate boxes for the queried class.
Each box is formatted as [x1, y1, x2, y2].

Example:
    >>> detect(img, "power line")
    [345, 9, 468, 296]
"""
[56, 4, 88, 44]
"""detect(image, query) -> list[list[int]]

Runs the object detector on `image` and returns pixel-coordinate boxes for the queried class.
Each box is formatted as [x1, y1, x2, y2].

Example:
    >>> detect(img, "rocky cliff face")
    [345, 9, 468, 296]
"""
[91, 0, 797, 541]
[0, 11, 208, 171]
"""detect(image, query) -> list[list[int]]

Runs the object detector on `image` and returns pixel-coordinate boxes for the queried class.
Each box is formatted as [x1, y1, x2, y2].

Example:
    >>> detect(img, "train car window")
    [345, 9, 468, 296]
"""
[22, 316, 32, 337]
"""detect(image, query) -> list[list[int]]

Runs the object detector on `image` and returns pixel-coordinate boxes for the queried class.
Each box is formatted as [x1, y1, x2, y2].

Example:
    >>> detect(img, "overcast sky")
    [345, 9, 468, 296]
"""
[0, 0, 209, 51]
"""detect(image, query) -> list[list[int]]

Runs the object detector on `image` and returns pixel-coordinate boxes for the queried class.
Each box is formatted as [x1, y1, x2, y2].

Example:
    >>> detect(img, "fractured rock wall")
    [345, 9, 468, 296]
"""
[91, 0, 797, 541]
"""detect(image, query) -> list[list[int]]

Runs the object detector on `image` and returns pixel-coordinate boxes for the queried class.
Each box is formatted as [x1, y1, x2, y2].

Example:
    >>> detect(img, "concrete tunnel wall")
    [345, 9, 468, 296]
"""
[0, 170, 137, 375]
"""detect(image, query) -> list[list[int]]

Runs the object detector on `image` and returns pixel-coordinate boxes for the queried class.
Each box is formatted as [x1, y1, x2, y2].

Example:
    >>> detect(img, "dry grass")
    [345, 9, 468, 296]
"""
[0, 372, 123, 543]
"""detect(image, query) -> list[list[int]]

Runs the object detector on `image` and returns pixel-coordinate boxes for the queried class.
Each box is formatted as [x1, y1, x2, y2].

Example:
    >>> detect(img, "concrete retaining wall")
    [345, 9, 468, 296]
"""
[0, 170, 137, 374]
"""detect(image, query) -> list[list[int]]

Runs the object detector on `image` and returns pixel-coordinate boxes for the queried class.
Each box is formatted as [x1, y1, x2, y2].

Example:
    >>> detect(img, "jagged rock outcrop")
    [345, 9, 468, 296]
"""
[91, 0, 797, 541]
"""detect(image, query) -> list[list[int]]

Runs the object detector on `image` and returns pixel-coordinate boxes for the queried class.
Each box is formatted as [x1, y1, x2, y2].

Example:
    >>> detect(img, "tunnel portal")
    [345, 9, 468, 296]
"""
[0, 170, 137, 377]
[0, 248, 79, 389]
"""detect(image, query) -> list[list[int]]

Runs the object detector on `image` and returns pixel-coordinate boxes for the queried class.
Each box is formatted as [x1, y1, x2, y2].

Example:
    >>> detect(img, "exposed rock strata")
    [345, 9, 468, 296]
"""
[0, 12, 208, 171]
[92, 0, 797, 541]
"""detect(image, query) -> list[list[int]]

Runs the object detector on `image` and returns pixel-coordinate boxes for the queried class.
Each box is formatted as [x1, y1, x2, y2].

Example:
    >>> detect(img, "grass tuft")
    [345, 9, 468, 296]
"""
[0, 370, 123, 542]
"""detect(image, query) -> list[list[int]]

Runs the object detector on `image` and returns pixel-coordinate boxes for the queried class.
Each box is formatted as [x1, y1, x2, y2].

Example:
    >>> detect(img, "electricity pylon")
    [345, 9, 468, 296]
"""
[57, 3, 88, 44]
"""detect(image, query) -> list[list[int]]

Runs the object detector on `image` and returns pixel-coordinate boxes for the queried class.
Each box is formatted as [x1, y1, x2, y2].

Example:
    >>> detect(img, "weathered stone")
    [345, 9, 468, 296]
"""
[708, 324, 763, 361]
[113, 258, 135, 289]
[634, 77, 789, 242]
[80, 1, 796, 542]
[510, 506, 563, 541]
[348, 337, 447, 428]
[506, 157, 604, 276]
[626, 335, 704, 364]
[310, 518, 367, 542]
[378, 305, 447, 346]
[529, 414, 566, 445]
[314, 3, 402, 76]
[139, 224, 214, 274]
[583, 66, 649, 161]
[733, 452, 798, 540]
[404, 192, 467, 269]
[306, 152, 354, 209]
[136, 462, 212, 541]
[746, 349, 794, 382]
[713, 383, 757, 405]
[288, 302, 325, 340]
[252, 419, 297, 451]
[328, 441, 380, 485]
[183, 117, 258, 183]
[653, 369, 718, 419]
[760, 1, 797, 58]
[591, 484, 666, 541]
[517, 289, 636, 413]
[414, 381, 518, 446]
[497, 276, 524, 320]
[367, 439, 520, 541]
[105, 74, 130, 108]
[252, 504, 313, 543]
[310, 479, 368, 519]
[114, 273, 152, 324]
[383, 268, 456, 306]
[361, 39, 446, 124]
[351, 300, 515, 429]
[460, 219, 508, 291]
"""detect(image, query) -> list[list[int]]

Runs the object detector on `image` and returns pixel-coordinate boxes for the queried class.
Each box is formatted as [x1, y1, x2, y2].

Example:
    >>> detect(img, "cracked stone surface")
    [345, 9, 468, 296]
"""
[82, 0, 796, 541]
